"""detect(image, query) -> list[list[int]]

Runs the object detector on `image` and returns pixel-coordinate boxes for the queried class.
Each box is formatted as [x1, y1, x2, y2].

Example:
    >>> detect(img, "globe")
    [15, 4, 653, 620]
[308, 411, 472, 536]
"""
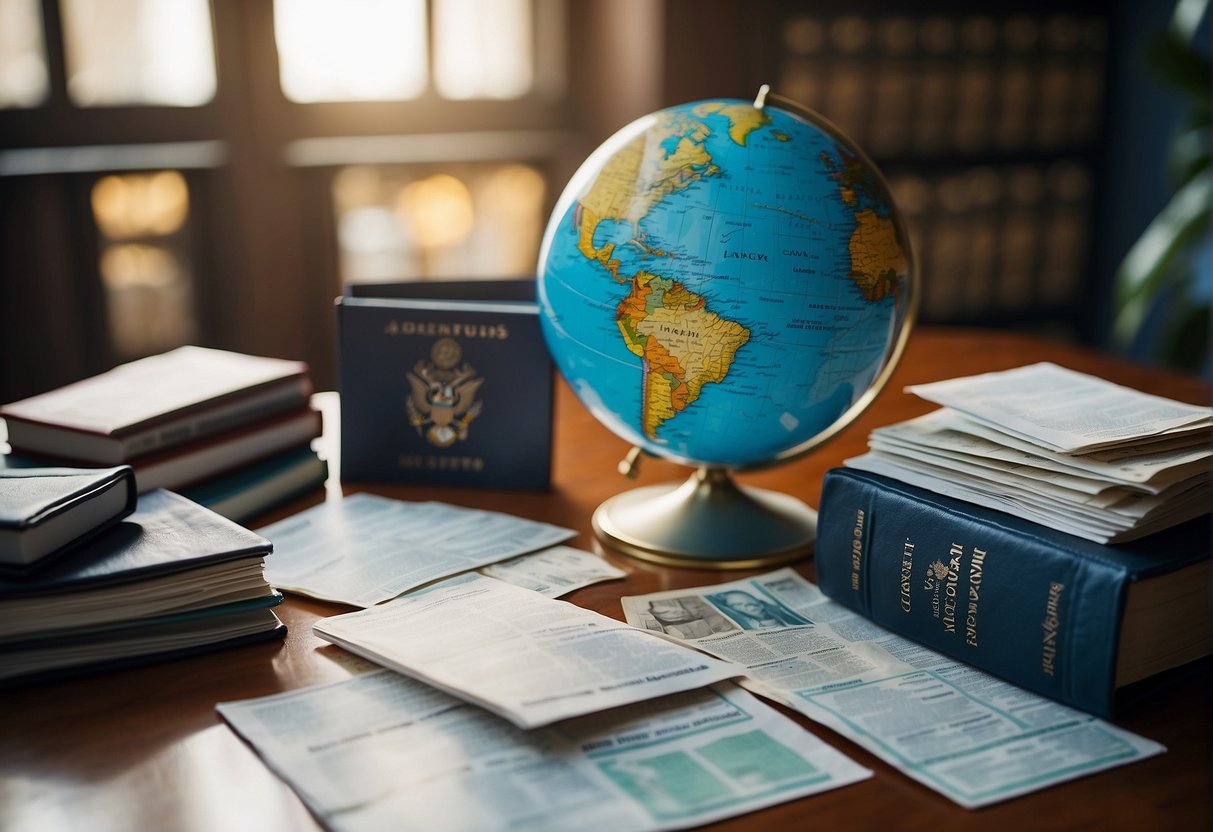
[537, 88, 915, 566]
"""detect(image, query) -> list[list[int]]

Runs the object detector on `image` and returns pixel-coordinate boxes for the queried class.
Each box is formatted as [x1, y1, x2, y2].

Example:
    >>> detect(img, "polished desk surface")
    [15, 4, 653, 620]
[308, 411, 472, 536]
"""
[3, 328, 1210, 831]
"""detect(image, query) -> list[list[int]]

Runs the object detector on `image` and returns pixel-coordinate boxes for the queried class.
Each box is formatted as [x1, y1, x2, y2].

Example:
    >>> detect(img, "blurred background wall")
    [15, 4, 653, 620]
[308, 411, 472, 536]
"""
[0, 0, 1207, 403]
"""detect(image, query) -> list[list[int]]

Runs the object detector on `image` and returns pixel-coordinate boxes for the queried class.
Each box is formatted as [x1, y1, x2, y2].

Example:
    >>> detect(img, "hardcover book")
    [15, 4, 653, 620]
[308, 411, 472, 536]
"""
[0, 346, 312, 464]
[0, 465, 137, 573]
[180, 444, 328, 524]
[814, 467, 1211, 717]
[0, 488, 284, 685]
[336, 281, 553, 489]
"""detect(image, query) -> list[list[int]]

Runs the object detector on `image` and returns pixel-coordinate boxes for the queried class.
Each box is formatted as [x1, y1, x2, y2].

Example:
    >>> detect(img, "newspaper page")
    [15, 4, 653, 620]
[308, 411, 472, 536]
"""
[905, 362, 1212, 453]
[314, 573, 744, 728]
[258, 493, 576, 606]
[217, 670, 871, 832]
[480, 545, 627, 597]
[621, 568, 1165, 808]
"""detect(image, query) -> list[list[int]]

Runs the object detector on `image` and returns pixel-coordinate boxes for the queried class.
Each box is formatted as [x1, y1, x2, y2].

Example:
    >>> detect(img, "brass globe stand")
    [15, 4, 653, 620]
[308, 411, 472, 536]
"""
[593, 466, 816, 569]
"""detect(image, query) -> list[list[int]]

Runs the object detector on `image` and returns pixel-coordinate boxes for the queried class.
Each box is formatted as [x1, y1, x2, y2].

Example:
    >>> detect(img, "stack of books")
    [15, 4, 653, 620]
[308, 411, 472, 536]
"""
[0, 487, 285, 686]
[0, 346, 328, 525]
[815, 362, 1211, 718]
[845, 362, 1212, 543]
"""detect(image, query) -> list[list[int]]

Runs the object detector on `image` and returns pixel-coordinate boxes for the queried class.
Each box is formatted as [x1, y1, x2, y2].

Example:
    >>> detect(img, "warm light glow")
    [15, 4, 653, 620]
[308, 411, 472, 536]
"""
[0, 0, 49, 108]
[397, 174, 474, 250]
[91, 171, 190, 240]
[434, 0, 532, 100]
[275, 0, 427, 102]
[477, 164, 545, 270]
[100, 243, 196, 357]
[60, 0, 216, 106]
[100, 243, 178, 289]
[333, 163, 547, 282]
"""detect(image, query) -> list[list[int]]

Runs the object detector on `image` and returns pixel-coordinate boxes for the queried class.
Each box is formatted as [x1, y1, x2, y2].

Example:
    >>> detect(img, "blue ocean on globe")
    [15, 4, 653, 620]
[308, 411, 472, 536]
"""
[538, 97, 912, 468]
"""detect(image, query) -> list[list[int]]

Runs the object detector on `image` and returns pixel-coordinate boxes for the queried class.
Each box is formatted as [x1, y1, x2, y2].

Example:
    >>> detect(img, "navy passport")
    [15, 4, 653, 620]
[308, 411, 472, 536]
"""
[336, 281, 553, 489]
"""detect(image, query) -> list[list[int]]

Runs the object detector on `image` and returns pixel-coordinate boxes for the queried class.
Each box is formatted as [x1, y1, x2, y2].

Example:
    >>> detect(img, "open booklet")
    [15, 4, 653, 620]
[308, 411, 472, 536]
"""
[218, 670, 871, 832]
[621, 569, 1164, 809]
[313, 572, 744, 729]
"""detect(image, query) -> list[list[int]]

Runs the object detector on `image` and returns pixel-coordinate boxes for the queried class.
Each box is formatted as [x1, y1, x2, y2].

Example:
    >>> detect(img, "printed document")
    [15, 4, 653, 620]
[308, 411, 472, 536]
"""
[621, 568, 1164, 808]
[259, 493, 576, 606]
[905, 362, 1211, 453]
[314, 573, 744, 728]
[480, 545, 626, 597]
[218, 670, 871, 832]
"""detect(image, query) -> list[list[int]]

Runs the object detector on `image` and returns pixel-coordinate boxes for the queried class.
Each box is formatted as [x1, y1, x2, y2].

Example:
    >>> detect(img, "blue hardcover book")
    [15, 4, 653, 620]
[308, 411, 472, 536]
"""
[815, 467, 1211, 717]
[180, 444, 327, 524]
[336, 286, 553, 489]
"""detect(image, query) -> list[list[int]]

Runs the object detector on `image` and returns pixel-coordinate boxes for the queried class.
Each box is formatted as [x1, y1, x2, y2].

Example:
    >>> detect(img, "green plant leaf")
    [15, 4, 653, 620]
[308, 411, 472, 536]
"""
[1112, 170, 1212, 346]
[1142, 31, 1211, 102]
[1171, 0, 1210, 43]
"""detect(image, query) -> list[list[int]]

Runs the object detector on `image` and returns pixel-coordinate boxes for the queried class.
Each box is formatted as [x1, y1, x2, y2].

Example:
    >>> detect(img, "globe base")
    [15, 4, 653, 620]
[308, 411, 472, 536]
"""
[592, 467, 816, 569]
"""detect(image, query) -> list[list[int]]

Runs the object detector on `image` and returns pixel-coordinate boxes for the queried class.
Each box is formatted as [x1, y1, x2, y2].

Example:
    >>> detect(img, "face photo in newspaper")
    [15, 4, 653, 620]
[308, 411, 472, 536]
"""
[639, 597, 738, 639]
[705, 590, 812, 630]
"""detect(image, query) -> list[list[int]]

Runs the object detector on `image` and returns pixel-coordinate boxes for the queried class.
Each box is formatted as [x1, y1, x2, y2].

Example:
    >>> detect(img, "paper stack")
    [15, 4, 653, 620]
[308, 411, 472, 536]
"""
[845, 362, 1212, 543]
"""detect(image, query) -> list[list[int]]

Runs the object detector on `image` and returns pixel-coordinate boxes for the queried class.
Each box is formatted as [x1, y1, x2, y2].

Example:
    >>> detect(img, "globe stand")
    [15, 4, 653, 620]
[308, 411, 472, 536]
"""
[592, 466, 816, 569]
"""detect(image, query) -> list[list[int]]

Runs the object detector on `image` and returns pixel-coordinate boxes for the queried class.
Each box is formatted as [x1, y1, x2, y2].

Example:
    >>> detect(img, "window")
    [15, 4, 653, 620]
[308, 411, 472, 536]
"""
[0, 0, 49, 108]
[273, 0, 550, 103]
[60, 0, 217, 106]
[0, 0, 573, 402]
[274, 0, 428, 103]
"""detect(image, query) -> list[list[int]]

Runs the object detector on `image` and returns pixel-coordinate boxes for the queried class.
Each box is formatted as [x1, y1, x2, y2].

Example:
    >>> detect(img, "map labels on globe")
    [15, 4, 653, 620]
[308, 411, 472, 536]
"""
[538, 97, 913, 469]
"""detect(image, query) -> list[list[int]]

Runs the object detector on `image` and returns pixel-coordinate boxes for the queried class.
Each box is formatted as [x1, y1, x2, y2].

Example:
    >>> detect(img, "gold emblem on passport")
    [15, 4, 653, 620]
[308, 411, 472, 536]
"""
[406, 338, 484, 447]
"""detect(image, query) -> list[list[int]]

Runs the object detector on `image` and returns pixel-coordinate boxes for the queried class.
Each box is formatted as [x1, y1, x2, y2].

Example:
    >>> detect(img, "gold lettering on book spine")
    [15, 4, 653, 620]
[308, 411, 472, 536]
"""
[965, 547, 987, 647]
[899, 538, 915, 612]
[942, 543, 963, 635]
[850, 509, 865, 591]
[1042, 582, 1064, 676]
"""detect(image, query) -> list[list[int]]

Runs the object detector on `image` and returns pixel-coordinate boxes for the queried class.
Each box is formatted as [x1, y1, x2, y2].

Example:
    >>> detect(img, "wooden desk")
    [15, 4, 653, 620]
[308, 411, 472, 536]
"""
[2, 328, 1209, 830]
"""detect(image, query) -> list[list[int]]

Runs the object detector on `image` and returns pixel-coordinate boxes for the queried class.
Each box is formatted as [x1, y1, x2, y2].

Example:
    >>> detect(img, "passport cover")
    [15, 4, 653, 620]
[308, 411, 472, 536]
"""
[336, 283, 553, 489]
[815, 467, 1211, 717]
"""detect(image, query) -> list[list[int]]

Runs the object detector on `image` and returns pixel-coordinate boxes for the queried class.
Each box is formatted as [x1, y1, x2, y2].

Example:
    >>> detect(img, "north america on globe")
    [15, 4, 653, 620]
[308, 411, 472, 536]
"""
[538, 97, 911, 468]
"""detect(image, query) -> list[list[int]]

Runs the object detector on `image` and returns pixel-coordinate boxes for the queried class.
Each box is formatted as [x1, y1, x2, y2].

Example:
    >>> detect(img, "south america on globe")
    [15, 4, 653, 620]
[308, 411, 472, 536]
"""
[538, 94, 913, 470]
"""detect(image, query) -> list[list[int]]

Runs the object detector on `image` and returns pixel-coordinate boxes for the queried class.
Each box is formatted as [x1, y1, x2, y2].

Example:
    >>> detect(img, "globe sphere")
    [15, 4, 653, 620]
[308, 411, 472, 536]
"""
[538, 95, 914, 470]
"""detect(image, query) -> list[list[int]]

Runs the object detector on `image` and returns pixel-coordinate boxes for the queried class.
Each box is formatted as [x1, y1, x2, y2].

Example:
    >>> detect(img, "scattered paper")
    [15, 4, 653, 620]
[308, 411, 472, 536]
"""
[258, 493, 576, 606]
[218, 671, 871, 832]
[621, 569, 1165, 808]
[479, 545, 627, 597]
[905, 362, 1211, 454]
[314, 573, 744, 728]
